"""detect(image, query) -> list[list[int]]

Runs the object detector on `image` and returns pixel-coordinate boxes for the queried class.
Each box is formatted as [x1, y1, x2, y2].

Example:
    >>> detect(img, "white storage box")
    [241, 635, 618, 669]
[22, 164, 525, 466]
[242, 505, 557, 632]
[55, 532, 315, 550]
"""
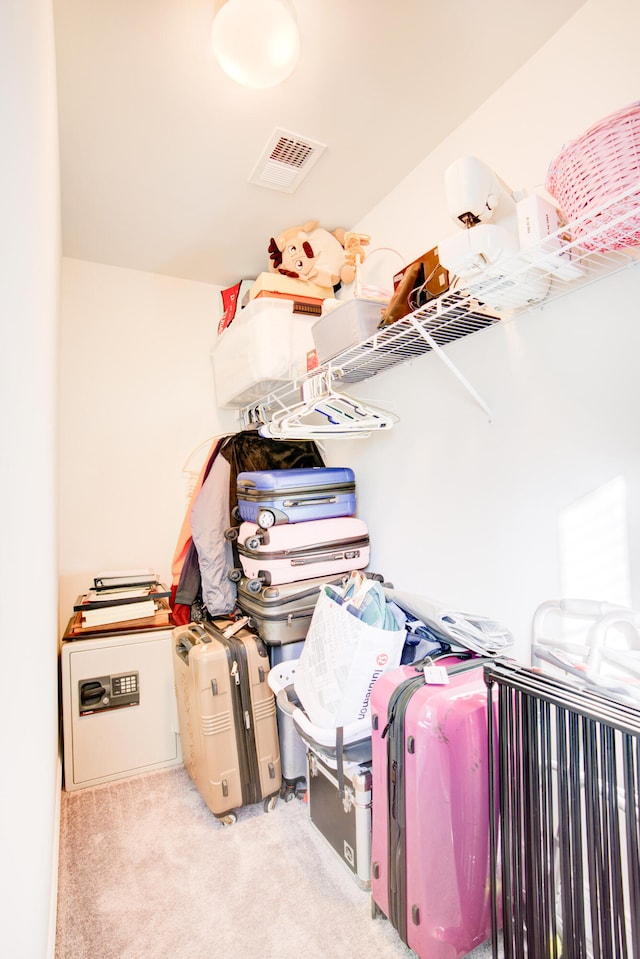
[211, 298, 316, 408]
[311, 298, 386, 364]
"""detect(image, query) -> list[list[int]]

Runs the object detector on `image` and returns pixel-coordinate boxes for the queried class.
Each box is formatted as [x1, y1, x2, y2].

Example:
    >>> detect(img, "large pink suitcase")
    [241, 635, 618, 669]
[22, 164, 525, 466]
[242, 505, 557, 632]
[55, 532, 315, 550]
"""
[369, 655, 496, 959]
[230, 516, 370, 589]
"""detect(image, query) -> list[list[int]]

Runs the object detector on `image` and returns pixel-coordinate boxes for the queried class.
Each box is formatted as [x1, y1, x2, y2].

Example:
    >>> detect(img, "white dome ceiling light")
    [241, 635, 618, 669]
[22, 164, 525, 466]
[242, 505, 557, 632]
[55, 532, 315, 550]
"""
[211, 0, 300, 90]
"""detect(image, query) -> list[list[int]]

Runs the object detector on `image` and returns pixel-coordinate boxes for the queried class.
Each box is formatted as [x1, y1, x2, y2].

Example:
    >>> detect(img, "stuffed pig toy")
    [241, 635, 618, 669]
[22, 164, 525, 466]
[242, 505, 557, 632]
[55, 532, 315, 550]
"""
[268, 220, 364, 289]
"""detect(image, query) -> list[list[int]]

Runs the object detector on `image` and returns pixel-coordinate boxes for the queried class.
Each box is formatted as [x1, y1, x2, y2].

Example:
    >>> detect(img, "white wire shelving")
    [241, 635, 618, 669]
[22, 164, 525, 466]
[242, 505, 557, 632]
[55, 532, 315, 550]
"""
[239, 183, 640, 429]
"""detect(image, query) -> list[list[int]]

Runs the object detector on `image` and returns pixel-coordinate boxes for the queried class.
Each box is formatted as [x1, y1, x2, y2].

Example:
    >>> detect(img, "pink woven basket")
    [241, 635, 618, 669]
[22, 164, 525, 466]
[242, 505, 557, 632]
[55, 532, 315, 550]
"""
[545, 101, 640, 253]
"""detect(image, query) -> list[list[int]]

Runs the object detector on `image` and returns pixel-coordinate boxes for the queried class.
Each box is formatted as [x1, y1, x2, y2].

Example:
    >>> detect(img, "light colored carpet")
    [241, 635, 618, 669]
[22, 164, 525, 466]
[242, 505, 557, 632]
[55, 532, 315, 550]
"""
[55, 766, 496, 959]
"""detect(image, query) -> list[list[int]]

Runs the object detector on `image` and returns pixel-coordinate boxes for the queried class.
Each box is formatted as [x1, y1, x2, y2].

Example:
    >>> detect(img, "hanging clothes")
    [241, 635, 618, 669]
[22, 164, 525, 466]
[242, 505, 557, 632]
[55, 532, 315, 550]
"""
[170, 436, 225, 624]
[171, 430, 324, 622]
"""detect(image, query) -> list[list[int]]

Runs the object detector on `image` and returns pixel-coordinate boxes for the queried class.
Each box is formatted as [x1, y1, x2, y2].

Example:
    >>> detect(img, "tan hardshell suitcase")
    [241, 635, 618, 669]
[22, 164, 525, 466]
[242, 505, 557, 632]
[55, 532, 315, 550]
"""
[172, 617, 281, 824]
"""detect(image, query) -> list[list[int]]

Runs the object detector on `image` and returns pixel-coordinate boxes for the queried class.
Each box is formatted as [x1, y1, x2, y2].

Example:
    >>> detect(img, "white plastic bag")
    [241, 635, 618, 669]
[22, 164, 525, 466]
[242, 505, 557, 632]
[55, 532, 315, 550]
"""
[294, 572, 406, 728]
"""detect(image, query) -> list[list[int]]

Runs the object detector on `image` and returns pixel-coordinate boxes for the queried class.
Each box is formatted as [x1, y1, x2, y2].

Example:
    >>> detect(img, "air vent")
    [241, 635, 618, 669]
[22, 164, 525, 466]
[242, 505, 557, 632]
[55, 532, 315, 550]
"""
[249, 129, 327, 193]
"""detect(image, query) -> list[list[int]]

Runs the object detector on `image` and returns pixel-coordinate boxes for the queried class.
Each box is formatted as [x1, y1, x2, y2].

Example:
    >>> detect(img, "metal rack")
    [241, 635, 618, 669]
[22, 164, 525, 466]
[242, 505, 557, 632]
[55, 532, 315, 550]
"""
[485, 659, 640, 959]
[240, 183, 640, 429]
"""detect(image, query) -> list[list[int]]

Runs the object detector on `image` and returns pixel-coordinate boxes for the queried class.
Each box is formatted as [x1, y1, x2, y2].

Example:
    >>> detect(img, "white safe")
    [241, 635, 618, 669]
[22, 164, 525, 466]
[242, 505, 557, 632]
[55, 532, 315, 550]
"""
[60, 627, 182, 791]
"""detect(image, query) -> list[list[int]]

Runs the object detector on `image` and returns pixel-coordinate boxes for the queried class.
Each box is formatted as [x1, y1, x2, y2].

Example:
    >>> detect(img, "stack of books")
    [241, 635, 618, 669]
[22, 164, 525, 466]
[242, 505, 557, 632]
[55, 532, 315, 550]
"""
[72, 569, 172, 632]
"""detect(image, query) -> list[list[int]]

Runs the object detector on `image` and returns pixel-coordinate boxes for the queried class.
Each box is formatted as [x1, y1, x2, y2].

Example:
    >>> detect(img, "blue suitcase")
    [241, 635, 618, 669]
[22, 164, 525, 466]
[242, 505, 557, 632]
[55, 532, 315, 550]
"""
[236, 467, 356, 529]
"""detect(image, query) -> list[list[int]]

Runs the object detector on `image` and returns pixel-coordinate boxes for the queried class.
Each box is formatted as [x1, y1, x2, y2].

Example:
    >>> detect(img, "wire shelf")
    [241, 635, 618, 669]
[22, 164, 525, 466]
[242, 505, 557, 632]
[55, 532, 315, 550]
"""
[241, 182, 640, 423]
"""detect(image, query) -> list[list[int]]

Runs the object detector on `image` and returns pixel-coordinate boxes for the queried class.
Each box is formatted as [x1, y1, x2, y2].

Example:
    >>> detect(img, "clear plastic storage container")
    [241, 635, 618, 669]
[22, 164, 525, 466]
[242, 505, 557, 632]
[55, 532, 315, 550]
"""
[211, 298, 317, 408]
[311, 298, 386, 364]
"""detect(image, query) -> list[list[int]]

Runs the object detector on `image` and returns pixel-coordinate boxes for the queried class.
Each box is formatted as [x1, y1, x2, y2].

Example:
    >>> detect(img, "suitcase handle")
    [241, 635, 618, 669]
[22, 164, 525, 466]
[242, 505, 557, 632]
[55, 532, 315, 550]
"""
[175, 634, 195, 663]
[410, 649, 473, 672]
[190, 623, 212, 643]
[221, 616, 251, 638]
[175, 622, 211, 661]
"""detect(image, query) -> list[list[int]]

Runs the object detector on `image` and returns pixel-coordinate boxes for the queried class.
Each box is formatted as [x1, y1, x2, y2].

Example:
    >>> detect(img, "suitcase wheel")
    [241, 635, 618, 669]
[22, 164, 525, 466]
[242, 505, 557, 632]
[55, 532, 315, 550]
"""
[224, 526, 238, 542]
[218, 812, 237, 827]
[247, 578, 263, 594]
[228, 568, 242, 583]
[231, 505, 241, 522]
[370, 897, 384, 921]
[280, 777, 306, 802]
[263, 794, 278, 813]
[244, 532, 264, 551]
[257, 509, 276, 530]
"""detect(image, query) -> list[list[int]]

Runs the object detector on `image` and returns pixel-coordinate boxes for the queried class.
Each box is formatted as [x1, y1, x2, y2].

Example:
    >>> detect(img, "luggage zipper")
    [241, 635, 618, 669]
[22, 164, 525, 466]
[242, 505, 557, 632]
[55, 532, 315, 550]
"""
[238, 534, 369, 564]
[241, 605, 314, 626]
[208, 620, 262, 808]
[229, 635, 263, 806]
[382, 654, 480, 945]
[239, 481, 355, 504]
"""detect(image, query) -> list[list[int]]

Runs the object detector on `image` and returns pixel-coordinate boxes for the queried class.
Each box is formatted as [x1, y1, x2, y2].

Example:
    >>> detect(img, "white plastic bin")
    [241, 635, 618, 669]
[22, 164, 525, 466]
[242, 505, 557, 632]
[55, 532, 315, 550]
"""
[211, 298, 317, 408]
[311, 297, 386, 364]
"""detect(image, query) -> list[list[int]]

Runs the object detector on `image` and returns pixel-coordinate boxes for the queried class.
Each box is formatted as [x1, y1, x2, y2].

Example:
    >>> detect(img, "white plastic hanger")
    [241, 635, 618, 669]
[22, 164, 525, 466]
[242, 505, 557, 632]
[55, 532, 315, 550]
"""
[260, 370, 398, 440]
[239, 404, 268, 431]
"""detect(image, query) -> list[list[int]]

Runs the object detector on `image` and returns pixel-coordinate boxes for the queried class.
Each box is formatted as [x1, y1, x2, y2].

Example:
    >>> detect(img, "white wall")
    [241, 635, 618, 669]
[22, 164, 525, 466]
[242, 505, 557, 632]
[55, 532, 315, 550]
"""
[0, 1, 61, 957]
[321, 0, 640, 661]
[56, 0, 640, 662]
[58, 259, 235, 631]
[45, 0, 639, 951]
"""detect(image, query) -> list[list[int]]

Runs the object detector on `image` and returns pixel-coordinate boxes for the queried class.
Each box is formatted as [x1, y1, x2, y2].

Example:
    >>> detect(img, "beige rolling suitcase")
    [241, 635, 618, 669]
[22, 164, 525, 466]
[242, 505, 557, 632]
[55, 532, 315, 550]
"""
[172, 617, 281, 824]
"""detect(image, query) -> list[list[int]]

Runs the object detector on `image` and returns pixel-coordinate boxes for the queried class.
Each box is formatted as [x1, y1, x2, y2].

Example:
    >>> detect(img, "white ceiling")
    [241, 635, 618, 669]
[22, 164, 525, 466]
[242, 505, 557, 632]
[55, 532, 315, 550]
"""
[53, 0, 585, 288]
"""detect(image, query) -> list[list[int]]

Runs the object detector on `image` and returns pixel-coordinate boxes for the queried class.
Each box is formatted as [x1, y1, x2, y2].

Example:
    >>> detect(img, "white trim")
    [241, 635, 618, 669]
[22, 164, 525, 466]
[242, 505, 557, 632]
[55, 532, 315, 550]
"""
[47, 753, 63, 959]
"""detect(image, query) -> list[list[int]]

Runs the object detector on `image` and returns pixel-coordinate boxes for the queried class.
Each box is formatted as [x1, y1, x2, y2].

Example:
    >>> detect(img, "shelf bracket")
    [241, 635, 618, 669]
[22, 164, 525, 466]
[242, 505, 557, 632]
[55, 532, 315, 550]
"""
[407, 314, 493, 421]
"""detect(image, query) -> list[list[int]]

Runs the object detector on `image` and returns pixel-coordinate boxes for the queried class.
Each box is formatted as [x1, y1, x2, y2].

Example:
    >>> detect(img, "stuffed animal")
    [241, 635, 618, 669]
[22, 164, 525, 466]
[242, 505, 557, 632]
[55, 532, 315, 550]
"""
[268, 220, 368, 289]
[342, 230, 371, 289]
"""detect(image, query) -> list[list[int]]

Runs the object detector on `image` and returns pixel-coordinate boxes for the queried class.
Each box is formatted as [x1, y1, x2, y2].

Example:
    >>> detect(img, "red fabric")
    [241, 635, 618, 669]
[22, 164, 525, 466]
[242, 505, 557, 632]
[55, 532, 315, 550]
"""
[218, 282, 242, 335]
[169, 584, 192, 625]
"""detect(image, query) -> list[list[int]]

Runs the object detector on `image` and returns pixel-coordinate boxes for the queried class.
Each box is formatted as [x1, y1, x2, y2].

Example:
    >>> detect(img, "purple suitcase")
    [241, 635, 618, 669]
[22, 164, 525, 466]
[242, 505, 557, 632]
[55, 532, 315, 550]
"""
[370, 655, 497, 959]
[230, 516, 370, 589]
[236, 467, 356, 529]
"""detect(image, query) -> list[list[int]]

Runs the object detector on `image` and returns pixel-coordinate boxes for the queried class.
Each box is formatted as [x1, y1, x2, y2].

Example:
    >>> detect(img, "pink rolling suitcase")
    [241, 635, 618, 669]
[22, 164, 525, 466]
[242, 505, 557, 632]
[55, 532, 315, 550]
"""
[230, 516, 370, 589]
[369, 654, 496, 959]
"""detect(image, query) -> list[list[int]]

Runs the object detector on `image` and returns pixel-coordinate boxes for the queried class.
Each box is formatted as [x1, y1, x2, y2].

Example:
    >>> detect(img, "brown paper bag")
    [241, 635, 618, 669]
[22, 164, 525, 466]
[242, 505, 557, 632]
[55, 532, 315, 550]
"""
[378, 247, 449, 328]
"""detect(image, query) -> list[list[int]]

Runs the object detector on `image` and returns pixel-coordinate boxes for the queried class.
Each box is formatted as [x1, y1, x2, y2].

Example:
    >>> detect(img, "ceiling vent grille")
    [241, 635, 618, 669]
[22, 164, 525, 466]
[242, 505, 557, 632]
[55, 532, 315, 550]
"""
[249, 129, 327, 193]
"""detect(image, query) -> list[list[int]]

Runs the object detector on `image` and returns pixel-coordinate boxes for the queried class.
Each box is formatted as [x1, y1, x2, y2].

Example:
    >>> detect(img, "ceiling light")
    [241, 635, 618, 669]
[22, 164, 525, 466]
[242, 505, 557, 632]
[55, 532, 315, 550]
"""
[211, 0, 300, 90]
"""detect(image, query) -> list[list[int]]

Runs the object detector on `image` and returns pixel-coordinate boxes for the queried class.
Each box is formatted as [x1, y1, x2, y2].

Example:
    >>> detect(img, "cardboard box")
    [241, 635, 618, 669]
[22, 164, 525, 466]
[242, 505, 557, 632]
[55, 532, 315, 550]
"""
[516, 193, 584, 281]
[379, 247, 450, 327]
[249, 272, 333, 301]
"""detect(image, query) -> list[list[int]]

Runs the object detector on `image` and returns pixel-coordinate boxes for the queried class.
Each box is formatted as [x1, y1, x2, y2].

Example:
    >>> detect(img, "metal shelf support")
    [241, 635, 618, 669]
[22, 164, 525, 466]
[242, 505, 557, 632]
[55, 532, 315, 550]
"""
[407, 314, 493, 421]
